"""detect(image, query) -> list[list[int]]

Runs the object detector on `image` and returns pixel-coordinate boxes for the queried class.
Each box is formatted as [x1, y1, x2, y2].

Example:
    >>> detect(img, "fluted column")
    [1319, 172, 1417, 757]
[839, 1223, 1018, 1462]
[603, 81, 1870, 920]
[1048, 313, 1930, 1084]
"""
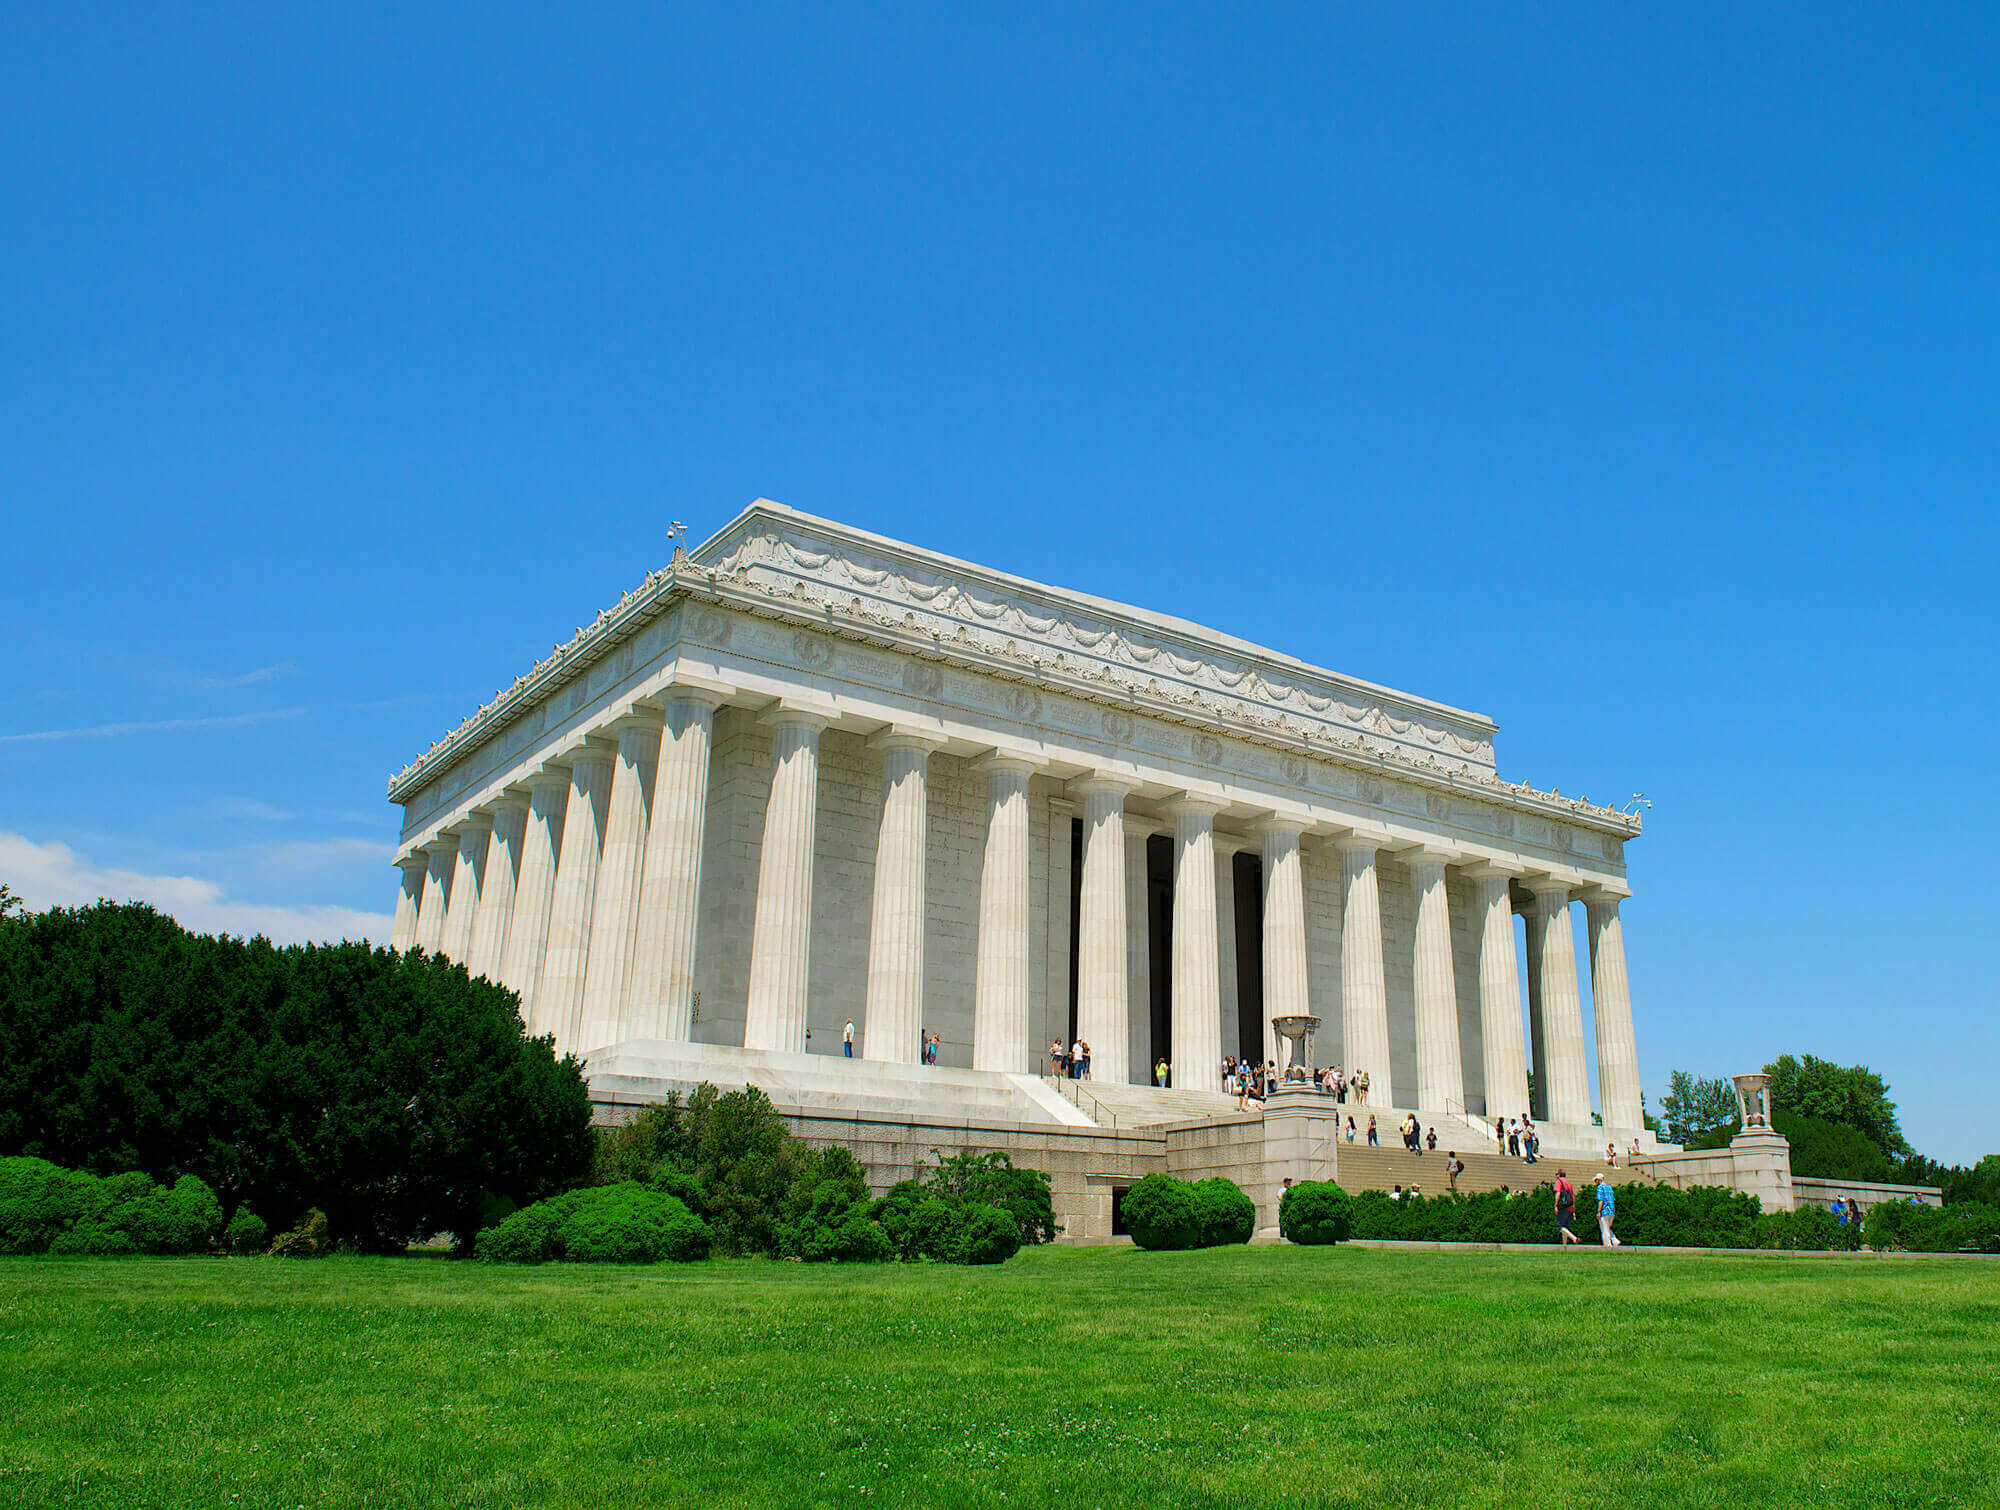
[538, 744, 617, 1052]
[863, 735, 935, 1064]
[627, 692, 721, 1043]
[1407, 850, 1464, 1113]
[1167, 798, 1223, 1092]
[1338, 836, 1392, 1101]
[1530, 880, 1591, 1126]
[1468, 864, 1530, 1121]
[467, 799, 527, 983]
[1259, 820, 1310, 1069]
[440, 818, 491, 964]
[1587, 892, 1644, 1130]
[414, 842, 454, 955]
[1073, 776, 1133, 1085]
[501, 770, 569, 1031]
[744, 711, 826, 1053]
[577, 718, 661, 1053]
[391, 858, 427, 951]
[972, 756, 1035, 1072]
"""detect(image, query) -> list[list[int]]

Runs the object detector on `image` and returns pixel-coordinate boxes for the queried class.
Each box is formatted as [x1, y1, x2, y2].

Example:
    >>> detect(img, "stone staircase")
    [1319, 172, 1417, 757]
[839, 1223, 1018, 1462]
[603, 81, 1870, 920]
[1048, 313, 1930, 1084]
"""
[1053, 1077, 1244, 1127]
[1332, 1141, 1657, 1198]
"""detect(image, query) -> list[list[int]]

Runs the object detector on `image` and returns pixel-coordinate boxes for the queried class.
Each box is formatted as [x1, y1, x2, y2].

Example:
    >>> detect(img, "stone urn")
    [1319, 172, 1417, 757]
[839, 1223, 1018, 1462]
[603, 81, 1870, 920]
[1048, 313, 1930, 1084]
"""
[1271, 1014, 1321, 1083]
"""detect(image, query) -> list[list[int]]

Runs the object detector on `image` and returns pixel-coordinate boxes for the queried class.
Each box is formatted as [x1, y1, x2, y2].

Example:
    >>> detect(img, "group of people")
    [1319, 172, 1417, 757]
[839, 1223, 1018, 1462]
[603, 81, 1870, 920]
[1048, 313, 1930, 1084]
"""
[1491, 1115, 1544, 1164]
[1049, 1039, 1094, 1080]
[1552, 1169, 1623, 1247]
[836, 1019, 941, 1063]
[1307, 1065, 1371, 1103]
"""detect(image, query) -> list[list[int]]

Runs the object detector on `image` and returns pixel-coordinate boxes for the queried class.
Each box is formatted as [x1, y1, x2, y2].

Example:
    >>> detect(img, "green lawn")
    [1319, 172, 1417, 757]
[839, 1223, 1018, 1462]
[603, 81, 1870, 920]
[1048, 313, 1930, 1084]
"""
[2, 1246, 1994, 1509]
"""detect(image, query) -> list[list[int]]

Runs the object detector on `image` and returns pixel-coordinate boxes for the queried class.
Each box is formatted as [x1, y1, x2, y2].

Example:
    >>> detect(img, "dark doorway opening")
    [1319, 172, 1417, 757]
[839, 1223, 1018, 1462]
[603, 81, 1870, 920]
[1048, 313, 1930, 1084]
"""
[1145, 833, 1174, 1079]
[1232, 850, 1264, 1065]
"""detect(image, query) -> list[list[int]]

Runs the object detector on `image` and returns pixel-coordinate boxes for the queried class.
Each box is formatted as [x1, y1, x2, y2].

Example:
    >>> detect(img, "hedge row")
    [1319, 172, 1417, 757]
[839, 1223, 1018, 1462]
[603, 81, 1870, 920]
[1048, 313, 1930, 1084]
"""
[1342, 1183, 1864, 1250]
[1121, 1174, 1255, 1250]
[1864, 1200, 2000, 1254]
[478, 1184, 713, 1263]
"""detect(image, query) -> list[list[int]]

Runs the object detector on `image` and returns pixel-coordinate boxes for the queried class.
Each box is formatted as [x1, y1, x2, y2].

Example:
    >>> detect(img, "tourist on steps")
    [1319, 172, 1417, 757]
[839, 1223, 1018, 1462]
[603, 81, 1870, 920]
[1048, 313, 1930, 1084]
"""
[1155, 1058, 1170, 1088]
[1345, 1116, 1357, 1143]
[842, 1019, 854, 1058]
[1367, 1114, 1378, 1147]
[1507, 1120, 1521, 1158]
[1446, 1152, 1465, 1193]
[1494, 1117, 1506, 1151]
[1554, 1170, 1580, 1245]
[1425, 1126, 1437, 1153]
[1050, 1039, 1065, 1077]
[1071, 1038, 1085, 1080]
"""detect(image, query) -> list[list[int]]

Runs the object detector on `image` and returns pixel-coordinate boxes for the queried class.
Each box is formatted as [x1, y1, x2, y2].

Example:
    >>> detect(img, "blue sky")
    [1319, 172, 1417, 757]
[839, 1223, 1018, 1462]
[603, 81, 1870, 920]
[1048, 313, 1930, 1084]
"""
[3, 6, 1994, 1161]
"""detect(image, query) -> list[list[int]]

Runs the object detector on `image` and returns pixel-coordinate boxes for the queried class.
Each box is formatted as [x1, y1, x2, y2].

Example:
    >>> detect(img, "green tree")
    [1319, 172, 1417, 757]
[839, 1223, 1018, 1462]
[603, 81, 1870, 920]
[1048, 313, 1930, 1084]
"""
[0, 901, 594, 1251]
[1764, 1054, 1909, 1157]
[1659, 1071, 1736, 1145]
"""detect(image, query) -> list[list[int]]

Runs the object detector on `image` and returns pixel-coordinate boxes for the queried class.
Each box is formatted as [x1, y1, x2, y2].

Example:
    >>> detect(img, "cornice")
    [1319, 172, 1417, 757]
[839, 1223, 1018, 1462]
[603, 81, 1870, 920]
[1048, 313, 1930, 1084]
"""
[385, 503, 1642, 841]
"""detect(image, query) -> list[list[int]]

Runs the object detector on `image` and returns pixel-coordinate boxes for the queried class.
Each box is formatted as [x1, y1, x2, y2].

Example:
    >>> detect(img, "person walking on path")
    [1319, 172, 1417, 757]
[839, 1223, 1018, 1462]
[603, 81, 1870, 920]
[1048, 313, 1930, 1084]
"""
[1554, 1169, 1580, 1245]
[1446, 1152, 1466, 1193]
[1595, 1173, 1621, 1247]
[842, 1019, 854, 1058]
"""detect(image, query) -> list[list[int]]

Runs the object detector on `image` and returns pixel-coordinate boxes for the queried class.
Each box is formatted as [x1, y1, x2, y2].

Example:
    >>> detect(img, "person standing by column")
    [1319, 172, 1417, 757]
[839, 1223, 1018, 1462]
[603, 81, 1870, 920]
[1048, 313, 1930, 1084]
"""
[1595, 1173, 1621, 1247]
[842, 1018, 854, 1058]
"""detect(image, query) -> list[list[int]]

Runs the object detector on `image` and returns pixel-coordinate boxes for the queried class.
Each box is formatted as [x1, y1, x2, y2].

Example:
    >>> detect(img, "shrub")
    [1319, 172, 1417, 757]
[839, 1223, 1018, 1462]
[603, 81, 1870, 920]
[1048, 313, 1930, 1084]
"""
[922, 1150, 1057, 1245]
[908, 1197, 963, 1261]
[270, 1209, 333, 1258]
[0, 1157, 225, 1255]
[476, 1185, 711, 1264]
[1194, 1178, 1256, 1246]
[949, 1203, 1023, 1265]
[225, 1209, 269, 1256]
[1280, 1181, 1353, 1244]
[1122, 1174, 1253, 1251]
[871, 1181, 931, 1260]
[1346, 1183, 1772, 1249]
[1865, 1200, 2000, 1254]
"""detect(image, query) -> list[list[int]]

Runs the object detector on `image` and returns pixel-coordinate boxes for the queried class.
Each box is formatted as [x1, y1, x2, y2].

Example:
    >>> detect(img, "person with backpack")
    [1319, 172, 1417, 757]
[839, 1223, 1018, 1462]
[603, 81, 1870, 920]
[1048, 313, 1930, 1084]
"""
[1446, 1152, 1466, 1193]
[1554, 1169, 1580, 1246]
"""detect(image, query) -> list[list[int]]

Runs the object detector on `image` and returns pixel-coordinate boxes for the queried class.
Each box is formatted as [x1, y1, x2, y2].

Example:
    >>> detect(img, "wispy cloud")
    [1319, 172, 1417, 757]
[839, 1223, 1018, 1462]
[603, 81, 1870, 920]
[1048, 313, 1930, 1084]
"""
[211, 797, 296, 821]
[338, 689, 488, 714]
[0, 707, 306, 745]
[175, 661, 300, 691]
[0, 831, 392, 946]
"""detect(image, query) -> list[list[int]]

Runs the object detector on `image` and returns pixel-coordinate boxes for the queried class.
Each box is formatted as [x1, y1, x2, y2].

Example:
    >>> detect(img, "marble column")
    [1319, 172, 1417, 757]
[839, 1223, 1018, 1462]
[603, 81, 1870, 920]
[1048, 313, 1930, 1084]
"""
[1338, 836, 1392, 1102]
[1467, 864, 1530, 1122]
[626, 692, 721, 1043]
[1407, 850, 1465, 1113]
[1587, 892, 1644, 1130]
[391, 857, 427, 952]
[501, 770, 569, 1031]
[538, 744, 617, 1052]
[439, 818, 491, 965]
[1259, 820, 1310, 1063]
[1167, 798, 1223, 1092]
[972, 756, 1034, 1073]
[466, 798, 527, 983]
[1072, 776, 1133, 1086]
[744, 712, 826, 1053]
[576, 718, 661, 1053]
[1530, 880, 1591, 1126]
[864, 735, 935, 1064]
[414, 841, 454, 955]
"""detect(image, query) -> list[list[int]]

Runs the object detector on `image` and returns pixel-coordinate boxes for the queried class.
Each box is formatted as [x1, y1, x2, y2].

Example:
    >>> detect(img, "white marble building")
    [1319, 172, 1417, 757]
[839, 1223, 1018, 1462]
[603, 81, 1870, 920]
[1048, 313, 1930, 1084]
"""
[388, 501, 1648, 1148]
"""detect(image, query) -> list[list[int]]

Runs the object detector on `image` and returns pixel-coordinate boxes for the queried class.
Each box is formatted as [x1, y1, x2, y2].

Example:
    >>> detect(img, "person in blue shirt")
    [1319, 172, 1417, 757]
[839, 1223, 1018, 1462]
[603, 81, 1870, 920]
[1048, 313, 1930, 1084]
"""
[1595, 1174, 1621, 1247]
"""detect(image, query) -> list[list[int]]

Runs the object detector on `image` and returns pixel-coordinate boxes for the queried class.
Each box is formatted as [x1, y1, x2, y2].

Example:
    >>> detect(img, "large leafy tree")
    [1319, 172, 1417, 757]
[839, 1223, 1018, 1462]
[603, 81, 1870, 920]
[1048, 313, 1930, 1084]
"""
[1659, 1071, 1737, 1145]
[0, 900, 593, 1251]
[1764, 1054, 1909, 1157]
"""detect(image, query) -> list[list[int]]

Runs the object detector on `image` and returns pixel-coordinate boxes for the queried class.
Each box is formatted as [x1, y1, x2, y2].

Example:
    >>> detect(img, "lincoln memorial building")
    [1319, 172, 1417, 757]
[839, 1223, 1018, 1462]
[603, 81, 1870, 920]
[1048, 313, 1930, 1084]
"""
[388, 501, 1653, 1219]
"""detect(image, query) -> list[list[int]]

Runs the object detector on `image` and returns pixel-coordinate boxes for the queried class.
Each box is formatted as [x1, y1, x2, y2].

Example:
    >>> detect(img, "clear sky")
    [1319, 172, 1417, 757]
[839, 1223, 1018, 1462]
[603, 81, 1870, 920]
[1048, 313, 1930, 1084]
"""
[3, 6, 1995, 1162]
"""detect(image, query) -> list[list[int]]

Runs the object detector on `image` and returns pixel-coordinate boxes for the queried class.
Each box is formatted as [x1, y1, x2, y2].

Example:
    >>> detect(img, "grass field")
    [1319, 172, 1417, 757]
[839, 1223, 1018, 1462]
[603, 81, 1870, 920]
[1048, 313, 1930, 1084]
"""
[2, 1246, 1995, 1509]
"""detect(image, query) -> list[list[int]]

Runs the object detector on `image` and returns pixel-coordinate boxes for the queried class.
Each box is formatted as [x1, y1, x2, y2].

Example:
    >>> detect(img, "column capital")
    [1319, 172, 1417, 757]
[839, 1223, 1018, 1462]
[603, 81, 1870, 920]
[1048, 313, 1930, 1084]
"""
[1579, 883, 1631, 909]
[758, 702, 832, 734]
[488, 792, 532, 816]
[603, 710, 666, 739]
[1248, 811, 1308, 841]
[424, 834, 460, 857]
[456, 812, 495, 835]
[1161, 792, 1225, 821]
[972, 751, 1038, 778]
[526, 761, 574, 790]
[561, 738, 619, 769]
[1068, 773, 1135, 802]
[395, 852, 429, 875]
[1459, 858, 1525, 883]
[653, 674, 734, 709]
[1403, 844, 1462, 871]
[1335, 828, 1390, 857]
[1527, 875, 1575, 904]
[869, 728, 944, 757]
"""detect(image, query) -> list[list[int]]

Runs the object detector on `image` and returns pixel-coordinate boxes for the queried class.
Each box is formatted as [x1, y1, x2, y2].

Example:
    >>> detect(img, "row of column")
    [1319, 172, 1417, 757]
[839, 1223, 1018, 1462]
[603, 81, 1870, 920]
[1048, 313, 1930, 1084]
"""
[390, 694, 1642, 1130]
[393, 691, 723, 1055]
